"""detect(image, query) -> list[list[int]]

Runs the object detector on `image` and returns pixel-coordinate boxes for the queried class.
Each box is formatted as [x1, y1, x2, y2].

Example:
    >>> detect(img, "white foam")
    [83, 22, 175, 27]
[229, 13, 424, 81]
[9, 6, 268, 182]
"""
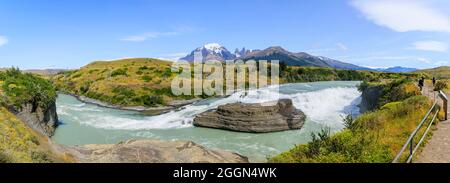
[291, 87, 361, 127]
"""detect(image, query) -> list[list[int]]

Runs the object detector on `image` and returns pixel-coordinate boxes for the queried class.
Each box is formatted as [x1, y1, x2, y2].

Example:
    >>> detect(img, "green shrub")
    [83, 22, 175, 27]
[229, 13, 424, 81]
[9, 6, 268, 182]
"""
[434, 80, 448, 91]
[141, 95, 164, 106]
[378, 79, 421, 107]
[31, 151, 52, 163]
[111, 68, 128, 77]
[79, 81, 93, 94]
[141, 75, 152, 82]
[138, 66, 149, 71]
[0, 151, 11, 163]
[161, 68, 173, 77]
[1, 68, 57, 109]
[71, 72, 82, 79]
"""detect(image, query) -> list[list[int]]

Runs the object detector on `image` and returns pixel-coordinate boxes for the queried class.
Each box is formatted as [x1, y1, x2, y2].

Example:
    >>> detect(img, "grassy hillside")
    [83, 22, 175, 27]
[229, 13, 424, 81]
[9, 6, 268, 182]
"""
[0, 107, 69, 163]
[52, 58, 193, 107]
[415, 66, 450, 79]
[269, 79, 433, 163]
[1, 107, 47, 163]
[0, 107, 68, 163]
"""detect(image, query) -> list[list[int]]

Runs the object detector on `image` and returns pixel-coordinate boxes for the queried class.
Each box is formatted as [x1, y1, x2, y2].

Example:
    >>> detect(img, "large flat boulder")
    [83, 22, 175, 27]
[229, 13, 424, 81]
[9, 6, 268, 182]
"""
[193, 99, 306, 133]
[64, 139, 248, 163]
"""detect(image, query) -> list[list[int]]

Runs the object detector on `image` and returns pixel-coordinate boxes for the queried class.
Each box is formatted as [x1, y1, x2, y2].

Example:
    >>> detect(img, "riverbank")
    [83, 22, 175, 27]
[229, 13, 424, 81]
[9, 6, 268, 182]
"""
[61, 92, 202, 115]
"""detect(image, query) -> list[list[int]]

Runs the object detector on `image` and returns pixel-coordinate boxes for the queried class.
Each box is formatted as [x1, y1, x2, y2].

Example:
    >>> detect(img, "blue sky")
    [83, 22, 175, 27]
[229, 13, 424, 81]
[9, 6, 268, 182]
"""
[0, 0, 449, 69]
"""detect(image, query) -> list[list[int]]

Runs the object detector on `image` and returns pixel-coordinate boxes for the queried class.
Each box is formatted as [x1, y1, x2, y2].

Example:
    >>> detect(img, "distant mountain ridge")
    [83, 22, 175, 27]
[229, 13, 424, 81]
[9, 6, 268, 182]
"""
[180, 43, 370, 70]
[375, 66, 417, 73]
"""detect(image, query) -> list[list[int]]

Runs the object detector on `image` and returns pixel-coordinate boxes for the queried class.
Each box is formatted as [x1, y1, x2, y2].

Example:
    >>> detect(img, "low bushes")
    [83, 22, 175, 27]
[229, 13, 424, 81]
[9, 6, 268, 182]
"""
[269, 95, 431, 163]
[0, 107, 54, 163]
[358, 79, 421, 110]
[434, 80, 448, 91]
[1, 68, 57, 109]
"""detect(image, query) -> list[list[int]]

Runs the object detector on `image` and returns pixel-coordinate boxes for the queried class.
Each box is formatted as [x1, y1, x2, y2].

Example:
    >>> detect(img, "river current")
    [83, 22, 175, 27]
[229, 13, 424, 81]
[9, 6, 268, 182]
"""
[52, 81, 362, 162]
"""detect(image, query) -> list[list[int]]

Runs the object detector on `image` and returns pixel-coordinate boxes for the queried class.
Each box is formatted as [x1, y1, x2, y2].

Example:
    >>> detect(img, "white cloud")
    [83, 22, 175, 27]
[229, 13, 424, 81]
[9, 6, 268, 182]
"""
[416, 57, 432, 64]
[351, 0, 450, 32]
[120, 31, 178, 42]
[335, 43, 349, 51]
[157, 52, 188, 61]
[412, 40, 448, 52]
[0, 36, 8, 46]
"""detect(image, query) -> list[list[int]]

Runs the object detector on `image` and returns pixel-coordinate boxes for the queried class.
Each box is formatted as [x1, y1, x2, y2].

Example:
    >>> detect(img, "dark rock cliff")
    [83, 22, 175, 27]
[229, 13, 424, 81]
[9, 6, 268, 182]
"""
[358, 85, 383, 113]
[7, 102, 58, 137]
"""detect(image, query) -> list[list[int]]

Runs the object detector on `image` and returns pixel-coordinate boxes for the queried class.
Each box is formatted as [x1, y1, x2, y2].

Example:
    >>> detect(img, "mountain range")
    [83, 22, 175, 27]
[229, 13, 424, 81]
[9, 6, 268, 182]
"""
[374, 66, 417, 73]
[180, 43, 369, 70]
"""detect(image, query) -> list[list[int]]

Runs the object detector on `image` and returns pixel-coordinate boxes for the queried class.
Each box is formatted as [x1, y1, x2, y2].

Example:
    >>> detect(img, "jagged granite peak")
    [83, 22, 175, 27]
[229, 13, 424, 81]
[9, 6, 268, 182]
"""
[234, 47, 254, 58]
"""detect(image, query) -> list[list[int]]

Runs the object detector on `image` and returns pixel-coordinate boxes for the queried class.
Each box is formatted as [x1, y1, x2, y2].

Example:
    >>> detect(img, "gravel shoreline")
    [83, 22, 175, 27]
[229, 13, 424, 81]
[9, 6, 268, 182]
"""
[59, 92, 201, 115]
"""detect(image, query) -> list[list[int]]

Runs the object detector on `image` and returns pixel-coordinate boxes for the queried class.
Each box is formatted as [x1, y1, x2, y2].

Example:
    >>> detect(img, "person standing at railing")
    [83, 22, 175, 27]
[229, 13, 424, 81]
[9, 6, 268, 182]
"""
[418, 77, 424, 91]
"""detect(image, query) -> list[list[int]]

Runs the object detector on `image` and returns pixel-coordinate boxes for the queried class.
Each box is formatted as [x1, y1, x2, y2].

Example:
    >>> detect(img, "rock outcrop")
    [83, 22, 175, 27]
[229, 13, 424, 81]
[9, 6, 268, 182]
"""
[63, 139, 249, 163]
[8, 102, 58, 137]
[193, 99, 306, 133]
[358, 85, 383, 113]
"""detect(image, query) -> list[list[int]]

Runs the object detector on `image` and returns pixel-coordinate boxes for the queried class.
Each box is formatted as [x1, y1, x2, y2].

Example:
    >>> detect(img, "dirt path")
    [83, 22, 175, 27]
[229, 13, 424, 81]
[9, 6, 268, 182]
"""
[416, 82, 449, 163]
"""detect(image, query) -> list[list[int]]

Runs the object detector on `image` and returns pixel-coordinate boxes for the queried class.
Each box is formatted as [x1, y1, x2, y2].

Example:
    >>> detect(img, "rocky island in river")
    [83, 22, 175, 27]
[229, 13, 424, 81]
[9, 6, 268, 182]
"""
[194, 99, 306, 133]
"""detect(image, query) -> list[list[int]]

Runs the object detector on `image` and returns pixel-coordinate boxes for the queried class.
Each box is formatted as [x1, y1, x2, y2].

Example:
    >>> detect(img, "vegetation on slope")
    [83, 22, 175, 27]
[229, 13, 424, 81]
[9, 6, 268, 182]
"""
[0, 68, 57, 109]
[52, 58, 191, 107]
[415, 66, 450, 79]
[269, 95, 431, 163]
[434, 80, 449, 92]
[0, 108, 44, 163]
[0, 107, 66, 163]
[280, 65, 419, 83]
[269, 79, 433, 163]
[358, 78, 421, 109]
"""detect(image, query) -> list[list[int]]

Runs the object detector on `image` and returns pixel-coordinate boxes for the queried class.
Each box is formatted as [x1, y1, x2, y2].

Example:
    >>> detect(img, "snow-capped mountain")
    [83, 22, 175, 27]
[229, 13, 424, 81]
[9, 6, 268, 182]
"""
[179, 43, 236, 62]
[179, 43, 371, 70]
